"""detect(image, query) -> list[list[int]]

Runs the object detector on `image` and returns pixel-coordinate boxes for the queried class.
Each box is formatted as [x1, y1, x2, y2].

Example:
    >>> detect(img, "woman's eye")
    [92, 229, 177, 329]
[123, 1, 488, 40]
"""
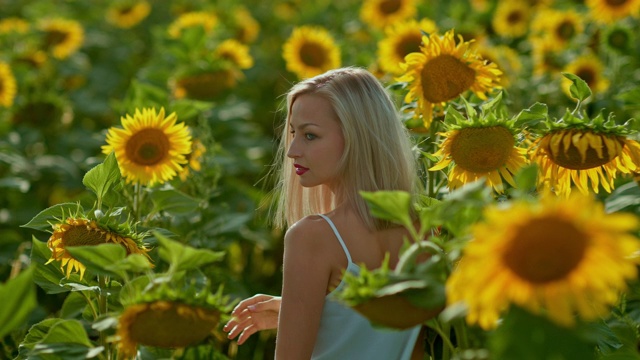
[305, 133, 316, 140]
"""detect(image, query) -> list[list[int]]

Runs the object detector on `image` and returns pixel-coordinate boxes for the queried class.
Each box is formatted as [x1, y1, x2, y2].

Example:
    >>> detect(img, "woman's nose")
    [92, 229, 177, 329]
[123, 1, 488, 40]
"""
[287, 139, 300, 159]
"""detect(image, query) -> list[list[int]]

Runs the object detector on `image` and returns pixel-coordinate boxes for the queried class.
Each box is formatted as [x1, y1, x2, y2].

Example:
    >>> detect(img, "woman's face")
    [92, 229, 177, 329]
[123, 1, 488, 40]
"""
[287, 94, 345, 190]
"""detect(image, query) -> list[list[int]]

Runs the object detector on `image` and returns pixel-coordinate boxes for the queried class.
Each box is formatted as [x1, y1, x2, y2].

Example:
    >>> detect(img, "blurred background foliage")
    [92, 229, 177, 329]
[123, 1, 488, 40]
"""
[1, 0, 639, 359]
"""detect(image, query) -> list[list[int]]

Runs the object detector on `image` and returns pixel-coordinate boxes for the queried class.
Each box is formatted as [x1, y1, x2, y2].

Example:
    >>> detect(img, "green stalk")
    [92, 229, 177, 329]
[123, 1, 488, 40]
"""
[98, 275, 111, 360]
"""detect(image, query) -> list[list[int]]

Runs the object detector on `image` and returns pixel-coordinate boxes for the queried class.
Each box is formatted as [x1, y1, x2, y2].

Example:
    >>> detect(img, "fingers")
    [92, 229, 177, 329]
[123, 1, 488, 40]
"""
[237, 324, 258, 345]
[246, 297, 281, 313]
[230, 294, 274, 317]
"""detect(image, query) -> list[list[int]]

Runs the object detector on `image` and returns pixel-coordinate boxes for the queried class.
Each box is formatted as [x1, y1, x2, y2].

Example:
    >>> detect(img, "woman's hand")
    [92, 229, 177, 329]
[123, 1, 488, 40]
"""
[223, 294, 281, 345]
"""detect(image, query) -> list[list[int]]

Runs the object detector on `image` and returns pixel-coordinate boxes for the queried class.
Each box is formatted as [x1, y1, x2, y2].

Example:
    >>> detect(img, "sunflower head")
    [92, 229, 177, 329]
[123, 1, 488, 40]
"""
[492, 0, 531, 38]
[46, 210, 152, 280]
[168, 11, 218, 39]
[215, 39, 254, 70]
[602, 23, 635, 54]
[586, 0, 640, 24]
[179, 139, 206, 181]
[529, 106, 640, 196]
[360, 0, 418, 30]
[171, 69, 239, 101]
[282, 25, 341, 79]
[102, 107, 193, 186]
[0, 17, 30, 34]
[531, 8, 584, 51]
[377, 18, 438, 76]
[429, 94, 528, 193]
[230, 7, 260, 43]
[397, 29, 502, 129]
[38, 18, 84, 59]
[106, 0, 151, 29]
[447, 192, 640, 329]
[561, 54, 610, 99]
[117, 280, 232, 358]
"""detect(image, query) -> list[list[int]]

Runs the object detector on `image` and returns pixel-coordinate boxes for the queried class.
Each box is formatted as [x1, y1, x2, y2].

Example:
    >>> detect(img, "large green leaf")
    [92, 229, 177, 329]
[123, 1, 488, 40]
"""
[65, 243, 127, 279]
[359, 191, 413, 227]
[21, 203, 84, 232]
[156, 231, 224, 272]
[82, 152, 122, 205]
[0, 266, 37, 339]
[150, 188, 200, 214]
[19, 319, 100, 360]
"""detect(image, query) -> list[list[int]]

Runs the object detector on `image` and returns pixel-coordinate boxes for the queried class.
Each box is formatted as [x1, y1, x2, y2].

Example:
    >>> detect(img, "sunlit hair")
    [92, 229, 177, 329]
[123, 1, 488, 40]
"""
[272, 67, 417, 230]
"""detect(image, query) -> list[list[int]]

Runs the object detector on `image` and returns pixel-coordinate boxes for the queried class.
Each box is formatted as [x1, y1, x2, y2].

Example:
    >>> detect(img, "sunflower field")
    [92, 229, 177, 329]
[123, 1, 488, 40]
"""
[1, 0, 640, 359]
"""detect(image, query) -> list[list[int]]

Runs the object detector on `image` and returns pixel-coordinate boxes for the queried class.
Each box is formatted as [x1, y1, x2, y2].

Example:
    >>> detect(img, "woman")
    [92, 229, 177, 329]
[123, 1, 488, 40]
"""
[223, 67, 423, 359]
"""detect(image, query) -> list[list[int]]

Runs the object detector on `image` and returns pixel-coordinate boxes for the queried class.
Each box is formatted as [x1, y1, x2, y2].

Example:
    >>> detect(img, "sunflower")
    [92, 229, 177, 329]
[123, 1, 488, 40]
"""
[429, 97, 527, 193]
[602, 23, 635, 54]
[179, 139, 206, 181]
[561, 54, 609, 99]
[491, 0, 531, 38]
[447, 192, 640, 329]
[529, 110, 640, 197]
[377, 18, 438, 76]
[167, 11, 218, 39]
[473, 42, 522, 88]
[38, 18, 84, 59]
[530, 38, 564, 77]
[360, 0, 417, 30]
[0, 17, 29, 34]
[106, 0, 151, 29]
[282, 25, 341, 79]
[397, 30, 502, 129]
[586, 0, 640, 23]
[102, 107, 192, 186]
[46, 217, 151, 280]
[172, 69, 239, 101]
[0, 62, 17, 108]
[531, 8, 585, 52]
[231, 6, 260, 43]
[118, 300, 220, 358]
[215, 39, 254, 69]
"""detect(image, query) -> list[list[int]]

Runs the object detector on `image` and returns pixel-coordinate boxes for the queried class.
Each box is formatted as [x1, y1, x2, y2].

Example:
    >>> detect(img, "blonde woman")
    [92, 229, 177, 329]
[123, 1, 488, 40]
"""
[224, 67, 423, 359]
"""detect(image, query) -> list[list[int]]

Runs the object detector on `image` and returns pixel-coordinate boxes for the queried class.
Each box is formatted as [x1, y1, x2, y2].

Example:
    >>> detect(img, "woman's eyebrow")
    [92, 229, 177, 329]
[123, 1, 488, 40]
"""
[289, 122, 319, 129]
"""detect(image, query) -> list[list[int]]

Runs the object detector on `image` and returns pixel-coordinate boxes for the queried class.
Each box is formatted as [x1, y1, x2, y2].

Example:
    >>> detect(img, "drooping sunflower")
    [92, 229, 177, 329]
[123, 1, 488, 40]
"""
[0, 62, 17, 108]
[586, 0, 640, 24]
[491, 0, 531, 38]
[0, 17, 29, 34]
[102, 107, 192, 186]
[429, 96, 527, 193]
[167, 11, 218, 39]
[106, 0, 151, 29]
[397, 29, 502, 129]
[282, 25, 341, 80]
[360, 0, 418, 30]
[529, 109, 640, 197]
[171, 69, 239, 101]
[179, 139, 206, 181]
[230, 6, 260, 43]
[215, 39, 254, 69]
[46, 217, 151, 280]
[38, 18, 84, 60]
[561, 54, 609, 99]
[531, 8, 585, 51]
[377, 18, 438, 76]
[447, 192, 640, 330]
[118, 300, 221, 358]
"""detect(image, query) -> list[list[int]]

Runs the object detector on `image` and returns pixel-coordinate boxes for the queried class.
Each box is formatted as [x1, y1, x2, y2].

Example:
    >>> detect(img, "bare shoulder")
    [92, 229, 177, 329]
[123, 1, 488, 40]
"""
[284, 215, 333, 249]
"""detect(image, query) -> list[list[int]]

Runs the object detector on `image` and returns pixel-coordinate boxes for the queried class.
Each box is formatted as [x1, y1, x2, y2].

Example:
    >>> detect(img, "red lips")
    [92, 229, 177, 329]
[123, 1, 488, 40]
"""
[294, 164, 309, 175]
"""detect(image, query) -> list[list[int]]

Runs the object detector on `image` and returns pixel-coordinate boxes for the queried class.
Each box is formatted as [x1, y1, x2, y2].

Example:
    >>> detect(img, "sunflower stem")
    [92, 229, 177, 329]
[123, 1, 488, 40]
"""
[97, 275, 112, 360]
[427, 320, 455, 358]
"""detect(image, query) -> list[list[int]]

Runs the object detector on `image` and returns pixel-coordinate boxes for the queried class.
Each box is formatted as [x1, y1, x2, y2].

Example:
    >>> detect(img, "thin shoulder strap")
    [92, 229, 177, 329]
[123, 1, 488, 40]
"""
[317, 214, 353, 264]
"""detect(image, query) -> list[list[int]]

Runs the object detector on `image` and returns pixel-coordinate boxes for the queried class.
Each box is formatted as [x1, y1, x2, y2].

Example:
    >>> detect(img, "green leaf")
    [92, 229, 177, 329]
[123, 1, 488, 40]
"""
[359, 191, 412, 227]
[83, 152, 122, 205]
[150, 188, 199, 214]
[156, 231, 225, 272]
[60, 292, 89, 319]
[40, 319, 93, 346]
[513, 102, 548, 128]
[562, 72, 592, 102]
[22, 319, 100, 360]
[605, 181, 640, 214]
[65, 243, 127, 279]
[513, 164, 539, 191]
[490, 306, 597, 360]
[0, 266, 37, 338]
[21, 203, 83, 231]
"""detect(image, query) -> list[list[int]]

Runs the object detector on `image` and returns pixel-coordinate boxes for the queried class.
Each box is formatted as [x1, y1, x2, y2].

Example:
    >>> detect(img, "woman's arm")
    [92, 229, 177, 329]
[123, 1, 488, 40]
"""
[224, 294, 281, 345]
[275, 218, 332, 359]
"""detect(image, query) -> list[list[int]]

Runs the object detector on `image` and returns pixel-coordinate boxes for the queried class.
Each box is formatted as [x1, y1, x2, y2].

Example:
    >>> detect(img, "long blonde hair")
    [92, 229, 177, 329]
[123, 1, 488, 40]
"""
[271, 67, 417, 230]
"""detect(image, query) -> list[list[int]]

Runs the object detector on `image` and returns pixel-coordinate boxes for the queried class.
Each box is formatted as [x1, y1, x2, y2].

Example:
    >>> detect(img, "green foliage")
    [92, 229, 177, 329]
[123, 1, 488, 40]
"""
[0, 267, 36, 339]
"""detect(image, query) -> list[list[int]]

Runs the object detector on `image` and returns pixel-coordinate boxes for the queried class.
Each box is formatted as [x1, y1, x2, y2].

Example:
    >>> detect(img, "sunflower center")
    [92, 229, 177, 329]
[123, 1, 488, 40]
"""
[575, 67, 596, 87]
[605, 0, 628, 6]
[44, 30, 68, 48]
[62, 225, 108, 247]
[556, 21, 575, 40]
[503, 216, 587, 284]
[126, 128, 170, 166]
[299, 42, 328, 68]
[507, 10, 524, 25]
[608, 30, 629, 49]
[379, 0, 401, 14]
[450, 126, 514, 173]
[127, 302, 220, 348]
[421, 55, 476, 103]
[545, 131, 624, 170]
[396, 33, 423, 60]
[119, 5, 135, 15]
